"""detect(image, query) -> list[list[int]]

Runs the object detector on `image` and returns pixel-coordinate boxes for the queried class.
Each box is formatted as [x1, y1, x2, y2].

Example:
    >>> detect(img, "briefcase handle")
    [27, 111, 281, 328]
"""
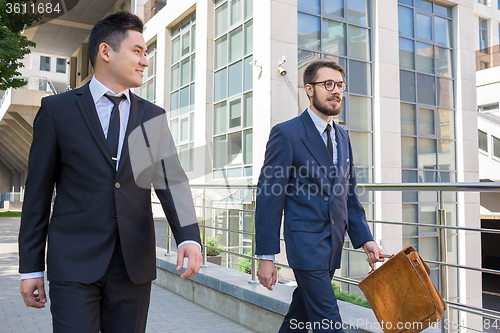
[368, 254, 393, 274]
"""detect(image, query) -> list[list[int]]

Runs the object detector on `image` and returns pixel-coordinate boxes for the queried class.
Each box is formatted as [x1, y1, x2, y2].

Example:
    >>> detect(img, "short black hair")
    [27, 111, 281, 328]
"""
[303, 60, 346, 86]
[88, 11, 144, 67]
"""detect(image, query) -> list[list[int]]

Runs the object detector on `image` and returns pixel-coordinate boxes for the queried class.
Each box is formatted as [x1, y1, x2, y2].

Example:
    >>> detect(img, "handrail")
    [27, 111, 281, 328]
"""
[155, 182, 500, 332]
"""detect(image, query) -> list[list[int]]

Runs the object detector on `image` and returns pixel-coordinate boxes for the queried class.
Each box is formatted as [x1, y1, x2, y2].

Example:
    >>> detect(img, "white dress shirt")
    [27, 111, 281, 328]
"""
[21, 76, 199, 280]
[258, 108, 338, 261]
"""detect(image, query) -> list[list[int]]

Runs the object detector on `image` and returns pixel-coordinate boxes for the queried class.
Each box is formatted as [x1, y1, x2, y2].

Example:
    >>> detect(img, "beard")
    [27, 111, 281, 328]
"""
[311, 89, 342, 116]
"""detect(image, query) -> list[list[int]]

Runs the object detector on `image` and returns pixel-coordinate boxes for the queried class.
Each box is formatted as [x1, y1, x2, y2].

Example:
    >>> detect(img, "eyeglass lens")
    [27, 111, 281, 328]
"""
[325, 80, 346, 91]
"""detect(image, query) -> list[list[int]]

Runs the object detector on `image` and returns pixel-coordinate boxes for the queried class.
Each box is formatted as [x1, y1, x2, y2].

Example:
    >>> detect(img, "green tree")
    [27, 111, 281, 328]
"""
[0, 0, 42, 90]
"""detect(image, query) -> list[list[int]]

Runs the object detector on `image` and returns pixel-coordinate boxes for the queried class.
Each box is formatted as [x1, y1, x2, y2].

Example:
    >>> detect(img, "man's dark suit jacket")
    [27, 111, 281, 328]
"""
[255, 110, 373, 271]
[19, 82, 201, 285]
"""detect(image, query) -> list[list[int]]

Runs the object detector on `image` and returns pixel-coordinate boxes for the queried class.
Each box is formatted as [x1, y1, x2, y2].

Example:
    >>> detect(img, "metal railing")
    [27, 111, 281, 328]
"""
[154, 182, 500, 333]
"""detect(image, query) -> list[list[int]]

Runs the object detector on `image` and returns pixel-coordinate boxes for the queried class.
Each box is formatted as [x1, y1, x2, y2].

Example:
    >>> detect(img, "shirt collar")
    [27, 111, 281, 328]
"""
[306, 107, 335, 135]
[89, 75, 131, 105]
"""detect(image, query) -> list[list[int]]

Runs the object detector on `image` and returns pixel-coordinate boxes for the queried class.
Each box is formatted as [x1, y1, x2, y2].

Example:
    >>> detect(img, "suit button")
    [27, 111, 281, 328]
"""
[112, 211, 117, 218]
[324, 197, 329, 202]
[331, 219, 334, 224]
[115, 182, 120, 189]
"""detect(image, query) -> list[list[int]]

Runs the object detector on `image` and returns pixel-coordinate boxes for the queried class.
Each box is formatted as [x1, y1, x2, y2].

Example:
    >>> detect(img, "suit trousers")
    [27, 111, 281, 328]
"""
[49, 236, 152, 333]
[279, 269, 344, 333]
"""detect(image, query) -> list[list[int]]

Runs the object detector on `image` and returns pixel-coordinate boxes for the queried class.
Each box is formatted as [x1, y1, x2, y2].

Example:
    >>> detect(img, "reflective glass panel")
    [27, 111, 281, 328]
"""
[438, 140, 455, 170]
[215, 36, 228, 69]
[434, 3, 451, 18]
[214, 102, 227, 135]
[398, 6, 414, 38]
[401, 103, 416, 135]
[418, 138, 437, 169]
[417, 74, 435, 106]
[231, 0, 242, 26]
[419, 108, 434, 135]
[213, 135, 227, 168]
[229, 99, 241, 128]
[298, 0, 320, 14]
[400, 71, 415, 103]
[402, 204, 418, 236]
[181, 58, 190, 86]
[415, 0, 432, 13]
[170, 91, 179, 118]
[438, 109, 454, 139]
[435, 47, 452, 77]
[171, 64, 179, 91]
[214, 68, 227, 102]
[324, 0, 344, 18]
[245, 20, 253, 55]
[190, 84, 195, 111]
[349, 131, 372, 167]
[189, 113, 194, 141]
[402, 136, 417, 168]
[180, 86, 189, 115]
[215, 3, 228, 37]
[244, 55, 253, 91]
[348, 25, 370, 60]
[416, 42, 434, 74]
[182, 31, 190, 56]
[348, 0, 369, 26]
[322, 19, 346, 56]
[348, 60, 371, 95]
[244, 92, 253, 127]
[191, 25, 196, 52]
[228, 132, 243, 165]
[479, 130, 488, 152]
[399, 37, 414, 70]
[180, 117, 189, 141]
[420, 207, 437, 233]
[147, 80, 155, 102]
[437, 78, 453, 109]
[171, 37, 180, 64]
[416, 13, 432, 40]
[244, 129, 253, 164]
[229, 26, 243, 62]
[398, 0, 412, 5]
[244, 0, 253, 20]
[420, 237, 439, 261]
[435, 16, 452, 48]
[349, 95, 371, 130]
[228, 60, 243, 97]
[298, 50, 321, 86]
[298, 13, 321, 51]
[171, 119, 179, 144]
[191, 55, 196, 82]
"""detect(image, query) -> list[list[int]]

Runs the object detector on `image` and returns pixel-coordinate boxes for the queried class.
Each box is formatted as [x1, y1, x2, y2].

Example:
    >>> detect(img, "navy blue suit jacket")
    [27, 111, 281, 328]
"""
[255, 110, 373, 271]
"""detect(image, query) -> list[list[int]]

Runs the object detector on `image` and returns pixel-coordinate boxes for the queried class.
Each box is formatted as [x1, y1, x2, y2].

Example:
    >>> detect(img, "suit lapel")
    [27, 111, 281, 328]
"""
[300, 111, 335, 183]
[332, 122, 346, 188]
[75, 82, 114, 169]
[117, 93, 145, 176]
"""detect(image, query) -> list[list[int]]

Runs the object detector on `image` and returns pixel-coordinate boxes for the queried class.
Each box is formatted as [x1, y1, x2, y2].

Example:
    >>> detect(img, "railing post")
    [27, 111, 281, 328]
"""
[438, 191, 450, 333]
[202, 189, 209, 268]
[249, 188, 258, 284]
[165, 222, 172, 256]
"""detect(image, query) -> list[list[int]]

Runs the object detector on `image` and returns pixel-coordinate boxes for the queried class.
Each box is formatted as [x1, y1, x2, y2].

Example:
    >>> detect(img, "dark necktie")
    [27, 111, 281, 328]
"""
[325, 123, 334, 162]
[104, 94, 126, 168]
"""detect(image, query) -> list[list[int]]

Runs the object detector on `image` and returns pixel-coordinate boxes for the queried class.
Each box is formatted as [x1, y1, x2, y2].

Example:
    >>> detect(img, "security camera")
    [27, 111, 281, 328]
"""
[278, 55, 287, 76]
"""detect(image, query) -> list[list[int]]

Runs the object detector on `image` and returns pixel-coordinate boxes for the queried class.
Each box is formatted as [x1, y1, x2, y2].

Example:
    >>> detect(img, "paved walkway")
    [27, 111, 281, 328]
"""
[0, 217, 254, 333]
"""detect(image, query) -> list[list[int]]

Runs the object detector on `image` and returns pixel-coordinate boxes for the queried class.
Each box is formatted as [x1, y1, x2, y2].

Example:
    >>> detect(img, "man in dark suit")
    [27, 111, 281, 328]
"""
[255, 60, 384, 333]
[18, 11, 201, 332]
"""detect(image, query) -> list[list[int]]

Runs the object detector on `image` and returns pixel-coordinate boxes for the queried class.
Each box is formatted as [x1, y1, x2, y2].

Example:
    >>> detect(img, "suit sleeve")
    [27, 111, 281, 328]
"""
[19, 98, 61, 273]
[255, 125, 293, 256]
[152, 113, 201, 247]
[345, 136, 373, 249]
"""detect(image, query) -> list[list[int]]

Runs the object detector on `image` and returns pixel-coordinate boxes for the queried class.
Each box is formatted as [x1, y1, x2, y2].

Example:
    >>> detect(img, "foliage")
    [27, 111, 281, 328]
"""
[206, 237, 222, 256]
[238, 257, 252, 274]
[332, 282, 371, 309]
[0, 0, 42, 90]
[0, 211, 22, 217]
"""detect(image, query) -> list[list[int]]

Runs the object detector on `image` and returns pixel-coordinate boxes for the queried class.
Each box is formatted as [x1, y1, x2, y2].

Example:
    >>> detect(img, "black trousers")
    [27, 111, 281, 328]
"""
[279, 269, 344, 333]
[49, 237, 152, 333]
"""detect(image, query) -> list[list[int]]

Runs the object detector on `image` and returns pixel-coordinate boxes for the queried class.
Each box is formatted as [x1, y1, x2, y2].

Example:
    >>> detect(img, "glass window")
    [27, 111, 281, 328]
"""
[478, 130, 488, 152]
[243, 129, 253, 164]
[348, 25, 370, 60]
[214, 68, 227, 102]
[348, 60, 371, 95]
[419, 108, 434, 135]
[479, 18, 488, 50]
[40, 56, 50, 71]
[418, 138, 436, 169]
[399, 38, 414, 70]
[398, 6, 414, 38]
[435, 47, 452, 77]
[231, 0, 243, 25]
[324, 0, 344, 18]
[400, 71, 416, 103]
[348, 0, 369, 26]
[435, 16, 452, 48]
[322, 19, 346, 56]
[171, 37, 180, 64]
[402, 137, 417, 168]
[244, 0, 253, 20]
[244, 55, 253, 91]
[349, 131, 372, 167]
[402, 204, 418, 236]
[438, 140, 455, 170]
[215, 36, 228, 69]
[494, 136, 500, 159]
[170, 91, 179, 118]
[182, 31, 190, 56]
[214, 135, 227, 168]
[228, 132, 243, 165]
[228, 60, 243, 97]
[171, 64, 180, 90]
[245, 20, 253, 55]
[437, 109, 454, 139]
[434, 3, 451, 18]
[229, 99, 242, 128]
[214, 102, 227, 135]
[417, 74, 435, 106]
[415, 0, 432, 12]
[56, 58, 66, 73]
[171, 119, 179, 144]
[416, 13, 432, 40]
[401, 103, 416, 135]
[230, 26, 243, 62]
[298, 13, 321, 50]
[349, 95, 371, 130]
[416, 42, 434, 74]
[244, 92, 253, 127]
[437, 77, 453, 109]
[216, 3, 228, 37]
[181, 58, 190, 86]
[179, 86, 189, 115]
[180, 117, 189, 142]
[298, 0, 320, 14]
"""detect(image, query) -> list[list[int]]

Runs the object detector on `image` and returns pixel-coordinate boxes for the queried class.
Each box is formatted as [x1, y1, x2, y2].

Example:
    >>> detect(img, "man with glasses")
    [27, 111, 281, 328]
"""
[255, 60, 384, 332]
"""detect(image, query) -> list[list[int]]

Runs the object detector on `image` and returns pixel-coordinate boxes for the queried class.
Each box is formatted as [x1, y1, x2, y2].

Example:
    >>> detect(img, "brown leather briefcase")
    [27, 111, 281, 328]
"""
[358, 246, 446, 333]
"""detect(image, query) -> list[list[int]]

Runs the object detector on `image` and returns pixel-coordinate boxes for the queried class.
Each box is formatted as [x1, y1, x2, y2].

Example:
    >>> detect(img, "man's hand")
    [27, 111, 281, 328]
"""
[362, 241, 385, 264]
[20, 278, 47, 308]
[176, 243, 202, 280]
[258, 260, 278, 291]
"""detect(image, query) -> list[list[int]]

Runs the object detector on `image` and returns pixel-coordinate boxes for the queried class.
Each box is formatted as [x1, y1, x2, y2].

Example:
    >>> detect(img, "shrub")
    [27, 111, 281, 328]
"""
[238, 257, 252, 274]
[206, 237, 222, 256]
[332, 282, 371, 309]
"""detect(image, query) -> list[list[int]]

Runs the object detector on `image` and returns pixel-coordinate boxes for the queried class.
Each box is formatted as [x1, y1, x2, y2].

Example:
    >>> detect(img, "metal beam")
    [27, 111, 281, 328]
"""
[3, 119, 32, 145]
[0, 127, 30, 159]
[7, 111, 34, 135]
[0, 135, 29, 166]
[0, 141, 27, 173]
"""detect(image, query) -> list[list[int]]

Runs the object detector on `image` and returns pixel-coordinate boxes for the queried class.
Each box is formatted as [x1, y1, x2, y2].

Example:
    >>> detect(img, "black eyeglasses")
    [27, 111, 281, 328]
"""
[308, 80, 348, 92]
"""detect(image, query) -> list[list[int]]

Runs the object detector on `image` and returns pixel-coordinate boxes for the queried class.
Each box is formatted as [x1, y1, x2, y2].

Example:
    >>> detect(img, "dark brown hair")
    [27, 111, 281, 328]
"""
[88, 11, 144, 67]
[303, 60, 346, 86]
